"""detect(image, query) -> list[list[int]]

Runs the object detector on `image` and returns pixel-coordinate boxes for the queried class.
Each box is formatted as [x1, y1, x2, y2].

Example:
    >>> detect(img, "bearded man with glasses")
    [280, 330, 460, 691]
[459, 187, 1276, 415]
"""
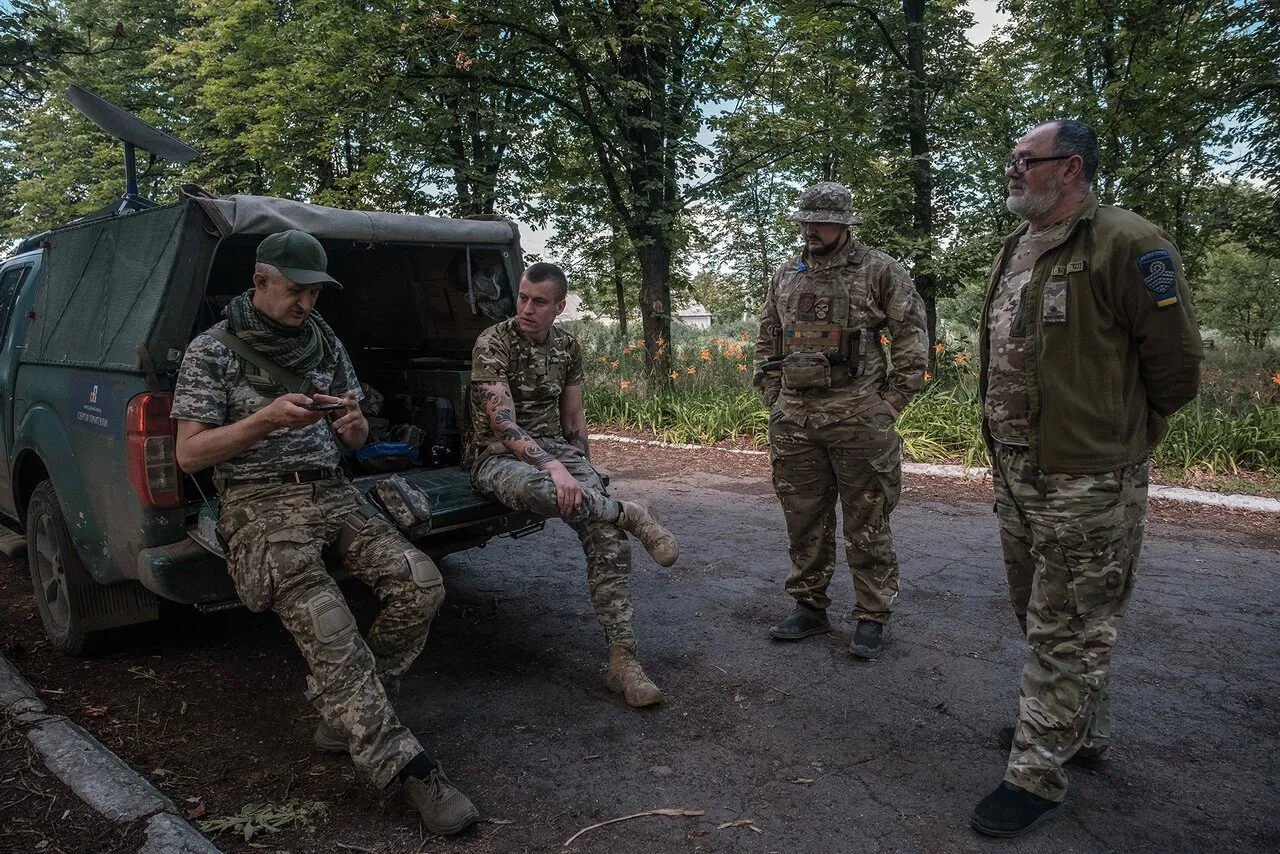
[969, 119, 1202, 837]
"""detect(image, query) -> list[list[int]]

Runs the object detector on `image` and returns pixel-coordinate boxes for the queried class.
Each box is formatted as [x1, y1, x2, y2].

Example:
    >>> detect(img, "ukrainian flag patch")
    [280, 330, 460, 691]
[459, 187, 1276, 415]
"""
[1138, 248, 1179, 307]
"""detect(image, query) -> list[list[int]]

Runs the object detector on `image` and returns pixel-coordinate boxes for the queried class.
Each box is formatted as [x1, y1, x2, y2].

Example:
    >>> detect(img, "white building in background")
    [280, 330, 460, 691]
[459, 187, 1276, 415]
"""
[559, 293, 714, 328]
[676, 301, 712, 328]
[559, 292, 608, 322]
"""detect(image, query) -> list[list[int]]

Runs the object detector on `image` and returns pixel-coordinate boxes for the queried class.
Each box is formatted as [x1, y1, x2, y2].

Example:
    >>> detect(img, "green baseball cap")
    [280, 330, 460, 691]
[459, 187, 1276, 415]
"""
[256, 230, 343, 289]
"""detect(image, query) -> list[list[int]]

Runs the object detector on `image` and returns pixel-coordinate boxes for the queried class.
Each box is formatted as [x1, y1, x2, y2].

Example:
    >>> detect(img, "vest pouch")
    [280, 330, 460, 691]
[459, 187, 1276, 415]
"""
[373, 474, 434, 532]
[780, 352, 831, 391]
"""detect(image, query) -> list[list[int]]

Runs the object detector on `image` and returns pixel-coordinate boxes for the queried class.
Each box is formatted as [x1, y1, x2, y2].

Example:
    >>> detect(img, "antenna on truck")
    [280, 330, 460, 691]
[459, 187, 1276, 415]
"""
[65, 84, 199, 215]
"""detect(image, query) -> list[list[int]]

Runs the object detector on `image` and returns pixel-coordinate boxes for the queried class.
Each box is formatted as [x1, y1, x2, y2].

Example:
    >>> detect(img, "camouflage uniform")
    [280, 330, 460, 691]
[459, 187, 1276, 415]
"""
[468, 317, 635, 646]
[980, 196, 1202, 802]
[754, 186, 929, 623]
[173, 324, 443, 789]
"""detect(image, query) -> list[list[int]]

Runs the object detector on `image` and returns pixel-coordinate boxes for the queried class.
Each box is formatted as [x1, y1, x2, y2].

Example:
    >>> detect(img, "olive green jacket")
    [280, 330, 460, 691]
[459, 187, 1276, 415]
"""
[979, 195, 1202, 475]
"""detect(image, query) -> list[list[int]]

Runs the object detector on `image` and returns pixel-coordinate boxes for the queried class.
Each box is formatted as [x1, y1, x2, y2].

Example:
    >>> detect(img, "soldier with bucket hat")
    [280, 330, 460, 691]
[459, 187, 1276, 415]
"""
[753, 183, 928, 659]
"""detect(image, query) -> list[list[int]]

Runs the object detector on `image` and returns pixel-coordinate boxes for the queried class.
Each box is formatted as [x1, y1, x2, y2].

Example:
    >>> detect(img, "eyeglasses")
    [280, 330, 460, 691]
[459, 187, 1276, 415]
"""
[1004, 155, 1070, 175]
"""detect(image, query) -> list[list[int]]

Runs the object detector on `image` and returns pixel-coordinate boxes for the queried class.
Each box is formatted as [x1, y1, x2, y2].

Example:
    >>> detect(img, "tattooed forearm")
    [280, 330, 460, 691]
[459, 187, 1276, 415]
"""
[564, 428, 589, 459]
[479, 380, 554, 466]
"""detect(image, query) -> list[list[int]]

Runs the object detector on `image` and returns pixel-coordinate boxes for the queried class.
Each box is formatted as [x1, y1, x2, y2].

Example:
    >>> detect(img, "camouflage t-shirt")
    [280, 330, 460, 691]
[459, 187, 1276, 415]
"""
[469, 317, 583, 465]
[170, 320, 362, 481]
[985, 215, 1080, 444]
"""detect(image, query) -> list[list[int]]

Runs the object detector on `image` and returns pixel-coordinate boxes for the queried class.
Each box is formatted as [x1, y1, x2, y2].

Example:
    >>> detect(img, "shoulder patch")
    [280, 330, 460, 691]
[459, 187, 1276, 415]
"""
[1137, 248, 1179, 307]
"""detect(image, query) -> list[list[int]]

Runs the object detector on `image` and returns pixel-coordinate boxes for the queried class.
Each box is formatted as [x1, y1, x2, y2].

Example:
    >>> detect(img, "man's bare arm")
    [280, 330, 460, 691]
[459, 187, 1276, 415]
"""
[475, 381, 555, 467]
[560, 383, 588, 459]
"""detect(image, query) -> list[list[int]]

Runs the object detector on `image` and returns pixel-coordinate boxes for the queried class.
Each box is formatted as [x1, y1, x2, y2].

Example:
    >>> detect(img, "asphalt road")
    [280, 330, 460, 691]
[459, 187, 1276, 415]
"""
[4, 465, 1278, 853]
[401, 468, 1280, 853]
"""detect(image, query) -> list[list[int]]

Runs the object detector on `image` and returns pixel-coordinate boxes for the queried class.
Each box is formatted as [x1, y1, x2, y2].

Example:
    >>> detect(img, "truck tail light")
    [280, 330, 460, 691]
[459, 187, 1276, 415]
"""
[126, 393, 182, 508]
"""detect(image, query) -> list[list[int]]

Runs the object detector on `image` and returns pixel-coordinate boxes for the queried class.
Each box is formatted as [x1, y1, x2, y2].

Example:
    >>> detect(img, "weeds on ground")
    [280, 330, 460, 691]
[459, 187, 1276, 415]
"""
[198, 798, 329, 842]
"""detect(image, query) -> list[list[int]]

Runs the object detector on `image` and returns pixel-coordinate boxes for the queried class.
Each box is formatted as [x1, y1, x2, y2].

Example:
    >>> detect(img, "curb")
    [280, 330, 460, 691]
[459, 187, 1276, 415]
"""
[589, 433, 1280, 514]
[0, 653, 221, 853]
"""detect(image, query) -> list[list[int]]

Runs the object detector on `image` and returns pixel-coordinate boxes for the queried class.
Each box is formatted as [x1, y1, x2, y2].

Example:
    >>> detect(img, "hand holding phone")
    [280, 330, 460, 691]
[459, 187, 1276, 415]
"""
[301, 401, 346, 411]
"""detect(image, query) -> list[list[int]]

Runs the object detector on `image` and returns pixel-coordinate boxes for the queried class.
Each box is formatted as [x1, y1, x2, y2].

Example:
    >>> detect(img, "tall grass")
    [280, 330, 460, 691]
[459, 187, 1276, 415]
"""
[576, 325, 1280, 475]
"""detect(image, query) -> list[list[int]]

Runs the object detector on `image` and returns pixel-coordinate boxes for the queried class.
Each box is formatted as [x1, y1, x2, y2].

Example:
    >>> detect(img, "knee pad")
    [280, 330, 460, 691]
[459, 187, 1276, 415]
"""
[302, 588, 356, 645]
[404, 547, 444, 591]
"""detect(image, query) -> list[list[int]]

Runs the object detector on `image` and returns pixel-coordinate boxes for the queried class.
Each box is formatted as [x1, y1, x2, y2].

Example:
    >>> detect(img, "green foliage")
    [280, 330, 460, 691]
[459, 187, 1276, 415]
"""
[1196, 242, 1280, 349]
[578, 331, 1279, 475]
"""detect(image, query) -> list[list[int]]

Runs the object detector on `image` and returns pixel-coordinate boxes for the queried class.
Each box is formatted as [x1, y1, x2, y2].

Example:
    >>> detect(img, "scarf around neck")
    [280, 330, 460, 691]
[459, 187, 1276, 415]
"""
[223, 289, 338, 396]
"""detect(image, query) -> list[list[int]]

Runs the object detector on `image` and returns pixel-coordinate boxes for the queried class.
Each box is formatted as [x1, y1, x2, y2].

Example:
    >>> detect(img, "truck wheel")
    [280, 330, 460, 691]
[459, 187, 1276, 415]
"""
[26, 480, 104, 655]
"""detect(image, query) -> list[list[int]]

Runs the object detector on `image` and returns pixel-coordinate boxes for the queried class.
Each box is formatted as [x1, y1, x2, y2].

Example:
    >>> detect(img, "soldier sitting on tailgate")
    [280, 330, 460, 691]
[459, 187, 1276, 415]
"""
[467, 261, 678, 708]
[171, 230, 479, 836]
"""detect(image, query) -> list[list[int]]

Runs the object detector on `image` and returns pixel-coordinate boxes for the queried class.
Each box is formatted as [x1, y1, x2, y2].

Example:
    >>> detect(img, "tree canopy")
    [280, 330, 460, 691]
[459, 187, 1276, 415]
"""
[1, 0, 1275, 354]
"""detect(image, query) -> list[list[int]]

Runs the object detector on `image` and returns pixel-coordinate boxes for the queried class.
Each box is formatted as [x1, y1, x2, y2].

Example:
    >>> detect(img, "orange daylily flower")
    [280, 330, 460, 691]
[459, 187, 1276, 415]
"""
[954, 353, 967, 364]
[655, 336, 666, 347]
[1273, 372, 1280, 386]
[620, 380, 631, 390]
[610, 360, 619, 368]
[686, 366, 696, 375]
[669, 371, 679, 381]
[739, 332, 750, 341]
[623, 347, 633, 355]
[934, 341, 946, 353]
[700, 348, 711, 361]
[737, 363, 748, 372]
[879, 334, 889, 346]
[923, 370, 932, 381]
[636, 339, 645, 347]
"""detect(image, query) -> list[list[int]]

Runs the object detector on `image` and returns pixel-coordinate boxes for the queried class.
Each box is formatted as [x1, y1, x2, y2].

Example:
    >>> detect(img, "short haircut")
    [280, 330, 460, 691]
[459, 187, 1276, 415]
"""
[254, 261, 283, 282]
[523, 262, 569, 301]
[1049, 119, 1099, 186]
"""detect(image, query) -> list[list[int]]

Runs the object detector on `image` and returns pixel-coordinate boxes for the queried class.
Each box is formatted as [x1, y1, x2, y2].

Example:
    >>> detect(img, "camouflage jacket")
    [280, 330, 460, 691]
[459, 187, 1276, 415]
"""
[171, 320, 361, 482]
[753, 237, 929, 428]
[468, 317, 584, 467]
[979, 194, 1203, 475]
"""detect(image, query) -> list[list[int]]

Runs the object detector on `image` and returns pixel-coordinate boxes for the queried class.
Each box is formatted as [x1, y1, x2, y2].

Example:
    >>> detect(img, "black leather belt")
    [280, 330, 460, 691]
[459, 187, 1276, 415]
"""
[221, 468, 340, 489]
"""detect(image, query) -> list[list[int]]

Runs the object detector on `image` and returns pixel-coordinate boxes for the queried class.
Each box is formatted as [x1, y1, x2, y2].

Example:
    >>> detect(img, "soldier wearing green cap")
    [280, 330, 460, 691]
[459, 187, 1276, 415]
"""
[753, 182, 929, 660]
[171, 230, 480, 835]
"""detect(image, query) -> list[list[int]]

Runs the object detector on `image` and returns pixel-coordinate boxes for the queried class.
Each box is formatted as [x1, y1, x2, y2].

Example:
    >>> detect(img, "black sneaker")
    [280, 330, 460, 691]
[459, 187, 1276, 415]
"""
[998, 726, 1109, 765]
[848, 619, 887, 659]
[768, 603, 831, 640]
[970, 781, 1064, 838]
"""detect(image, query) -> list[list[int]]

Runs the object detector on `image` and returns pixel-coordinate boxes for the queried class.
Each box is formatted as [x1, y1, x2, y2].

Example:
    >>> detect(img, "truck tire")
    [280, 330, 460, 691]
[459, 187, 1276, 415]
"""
[26, 480, 109, 655]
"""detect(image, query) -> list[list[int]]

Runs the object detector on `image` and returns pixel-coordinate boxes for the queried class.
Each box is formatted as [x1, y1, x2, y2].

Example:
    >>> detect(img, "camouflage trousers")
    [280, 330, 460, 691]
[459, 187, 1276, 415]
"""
[472, 439, 635, 646]
[767, 402, 903, 621]
[217, 479, 445, 789]
[992, 442, 1148, 802]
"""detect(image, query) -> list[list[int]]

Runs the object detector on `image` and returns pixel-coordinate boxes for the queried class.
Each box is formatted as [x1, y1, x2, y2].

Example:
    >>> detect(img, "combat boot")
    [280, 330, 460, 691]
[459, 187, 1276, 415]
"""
[616, 501, 678, 567]
[605, 643, 663, 707]
[402, 762, 480, 836]
[313, 721, 347, 754]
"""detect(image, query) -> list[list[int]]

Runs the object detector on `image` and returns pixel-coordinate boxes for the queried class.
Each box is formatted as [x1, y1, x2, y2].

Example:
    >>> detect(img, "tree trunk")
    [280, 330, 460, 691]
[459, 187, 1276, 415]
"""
[613, 249, 627, 338]
[636, 241, 673, 388]
[904, 0, 937, 352]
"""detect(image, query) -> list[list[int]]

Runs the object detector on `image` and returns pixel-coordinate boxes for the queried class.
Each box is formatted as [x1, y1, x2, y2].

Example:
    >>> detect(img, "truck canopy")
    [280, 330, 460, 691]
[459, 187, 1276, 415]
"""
[21, 190, 521, 373]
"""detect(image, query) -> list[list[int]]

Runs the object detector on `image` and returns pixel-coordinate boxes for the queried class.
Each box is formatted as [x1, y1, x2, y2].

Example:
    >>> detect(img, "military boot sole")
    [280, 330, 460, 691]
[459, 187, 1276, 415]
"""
[768, 623, 833, 641]
[969, 802, 1064, 838]
[313, 723, 348, 754]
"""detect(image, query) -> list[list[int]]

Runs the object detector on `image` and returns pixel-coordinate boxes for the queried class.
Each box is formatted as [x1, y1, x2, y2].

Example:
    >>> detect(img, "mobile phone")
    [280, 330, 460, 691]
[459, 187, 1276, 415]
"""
[301, 402, 345, 411]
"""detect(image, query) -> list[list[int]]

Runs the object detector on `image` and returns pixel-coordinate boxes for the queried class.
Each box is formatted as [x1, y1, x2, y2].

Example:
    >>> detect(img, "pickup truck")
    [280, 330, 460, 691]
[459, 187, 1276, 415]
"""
[0, 190, 545, 654]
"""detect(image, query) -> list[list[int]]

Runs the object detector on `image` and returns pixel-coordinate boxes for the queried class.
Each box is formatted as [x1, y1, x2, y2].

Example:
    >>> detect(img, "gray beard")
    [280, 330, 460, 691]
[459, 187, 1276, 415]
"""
[1006, 180, 1061, 222]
